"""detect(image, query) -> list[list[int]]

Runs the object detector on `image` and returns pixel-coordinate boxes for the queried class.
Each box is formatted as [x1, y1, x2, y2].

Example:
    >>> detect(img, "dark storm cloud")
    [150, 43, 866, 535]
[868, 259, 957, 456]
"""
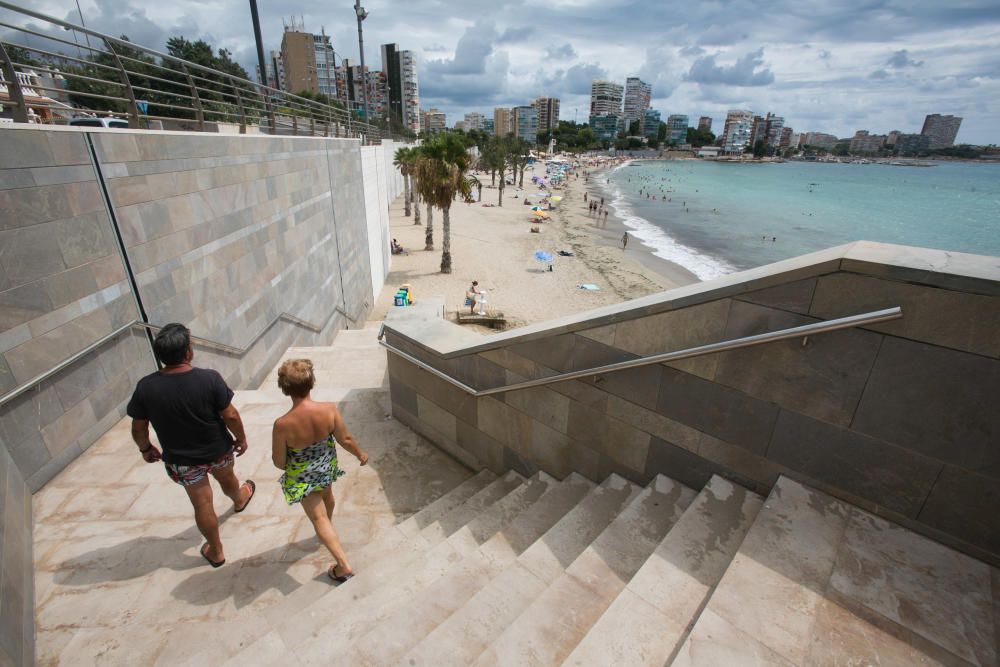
[545, 43, 577, 60]
[686, 48, 775, 87]
[886, 49, 924, 68]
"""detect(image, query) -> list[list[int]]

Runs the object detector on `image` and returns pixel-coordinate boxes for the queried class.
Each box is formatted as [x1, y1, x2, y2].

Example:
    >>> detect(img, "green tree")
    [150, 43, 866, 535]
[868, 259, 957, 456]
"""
[752, 139, 767, 158]
[394, 147, 418, 219]
[686, 126, 715, 147]
[415, 133, 472, 272]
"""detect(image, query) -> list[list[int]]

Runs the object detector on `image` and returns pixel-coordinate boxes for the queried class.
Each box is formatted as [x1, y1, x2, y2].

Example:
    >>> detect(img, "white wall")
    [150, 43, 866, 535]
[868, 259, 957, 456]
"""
[361, 141, 408, 301]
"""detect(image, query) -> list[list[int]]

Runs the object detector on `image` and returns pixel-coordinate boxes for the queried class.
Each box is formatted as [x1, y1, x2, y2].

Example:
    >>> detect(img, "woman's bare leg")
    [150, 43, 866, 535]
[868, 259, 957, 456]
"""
[321, 485, 335, 521]
[301, 489, 352, 575]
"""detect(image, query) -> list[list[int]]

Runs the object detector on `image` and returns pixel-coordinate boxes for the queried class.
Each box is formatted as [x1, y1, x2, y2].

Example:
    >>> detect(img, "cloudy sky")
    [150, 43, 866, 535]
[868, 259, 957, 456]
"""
[10, 0, 1000, 143]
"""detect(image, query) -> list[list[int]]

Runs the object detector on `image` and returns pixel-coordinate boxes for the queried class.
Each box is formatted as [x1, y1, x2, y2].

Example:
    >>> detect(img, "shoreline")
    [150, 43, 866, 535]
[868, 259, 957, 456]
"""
[571, 162, 701, 287]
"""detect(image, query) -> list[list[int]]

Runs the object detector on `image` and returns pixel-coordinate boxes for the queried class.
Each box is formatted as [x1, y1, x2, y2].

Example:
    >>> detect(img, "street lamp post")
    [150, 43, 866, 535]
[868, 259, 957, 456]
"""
[354, 0, 371, 133]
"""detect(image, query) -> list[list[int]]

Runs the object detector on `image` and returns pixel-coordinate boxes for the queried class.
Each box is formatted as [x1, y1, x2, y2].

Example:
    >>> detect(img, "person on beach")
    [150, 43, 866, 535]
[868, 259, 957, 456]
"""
[467, 280, 482, 314]
[272, 359, 369, 583]
[127, 323, 255, 569]
[622, 231, 629, 249]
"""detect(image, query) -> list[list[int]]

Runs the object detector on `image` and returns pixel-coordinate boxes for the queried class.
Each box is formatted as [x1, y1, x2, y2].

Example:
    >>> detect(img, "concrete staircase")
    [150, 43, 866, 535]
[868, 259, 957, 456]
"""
[222, 452, 998, 666]
[34, 323, 999, 666]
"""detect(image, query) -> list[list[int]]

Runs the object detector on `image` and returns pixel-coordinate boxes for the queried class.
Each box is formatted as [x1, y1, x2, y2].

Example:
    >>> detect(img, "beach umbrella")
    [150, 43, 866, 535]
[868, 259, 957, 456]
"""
[532, 210, 549, 218]
[534, 251, 553, 263]
[550, 196, 563, 202]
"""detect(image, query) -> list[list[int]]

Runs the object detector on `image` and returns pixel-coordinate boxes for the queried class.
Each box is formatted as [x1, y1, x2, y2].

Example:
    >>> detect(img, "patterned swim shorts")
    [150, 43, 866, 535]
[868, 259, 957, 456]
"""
[164, 449, 235, 486]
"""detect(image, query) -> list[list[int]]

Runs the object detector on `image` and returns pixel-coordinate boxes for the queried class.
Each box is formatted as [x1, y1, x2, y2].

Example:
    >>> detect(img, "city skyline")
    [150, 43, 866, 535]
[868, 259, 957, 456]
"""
[12, 0, 1000, 144]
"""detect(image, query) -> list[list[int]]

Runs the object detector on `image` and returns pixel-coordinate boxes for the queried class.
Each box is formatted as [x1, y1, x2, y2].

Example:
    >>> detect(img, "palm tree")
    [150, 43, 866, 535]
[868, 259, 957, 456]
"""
[416, 133, 472, 273]
[484, 136, 511, 207]
[467, 174, 482, 202]
[393, 147, 414, 217]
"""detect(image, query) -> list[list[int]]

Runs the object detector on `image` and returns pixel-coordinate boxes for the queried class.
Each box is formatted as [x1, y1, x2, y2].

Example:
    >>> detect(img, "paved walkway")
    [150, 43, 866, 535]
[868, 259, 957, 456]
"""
[32, 323, 472, 665]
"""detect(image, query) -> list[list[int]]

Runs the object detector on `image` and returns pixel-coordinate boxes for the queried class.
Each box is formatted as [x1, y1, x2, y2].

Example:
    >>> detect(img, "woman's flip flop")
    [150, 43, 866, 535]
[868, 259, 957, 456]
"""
[234, 480, 256, 513]
[328, 565, 354, 583]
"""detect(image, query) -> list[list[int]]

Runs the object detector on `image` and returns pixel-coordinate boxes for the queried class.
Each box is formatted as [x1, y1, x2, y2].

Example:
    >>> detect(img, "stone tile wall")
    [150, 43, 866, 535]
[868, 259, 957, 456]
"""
[0, 126, 405, 664]
[0, 128, 150, 496]
[386, 246, 1000, 565]
[93, 131, 375, 389]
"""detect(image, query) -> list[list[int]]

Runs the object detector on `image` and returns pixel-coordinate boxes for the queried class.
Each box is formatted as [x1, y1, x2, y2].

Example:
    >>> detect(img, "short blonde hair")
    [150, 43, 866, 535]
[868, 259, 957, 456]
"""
[277, 358, 315, 397]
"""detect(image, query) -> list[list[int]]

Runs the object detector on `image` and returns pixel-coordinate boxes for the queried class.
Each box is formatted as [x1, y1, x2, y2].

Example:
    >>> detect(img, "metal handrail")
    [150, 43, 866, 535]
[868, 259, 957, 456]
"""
[0, 304, 368, 408]
[0, 0, 392, 142]
[377, 307, 903, 397]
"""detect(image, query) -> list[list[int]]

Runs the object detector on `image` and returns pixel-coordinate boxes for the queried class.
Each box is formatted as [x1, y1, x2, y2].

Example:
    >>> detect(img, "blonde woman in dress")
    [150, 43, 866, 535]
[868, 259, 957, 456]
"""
[272, 359, 369, 582]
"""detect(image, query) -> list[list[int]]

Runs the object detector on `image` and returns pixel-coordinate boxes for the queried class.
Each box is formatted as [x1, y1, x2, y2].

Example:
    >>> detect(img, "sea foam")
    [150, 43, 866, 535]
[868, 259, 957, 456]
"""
[607, 171, 735, 281]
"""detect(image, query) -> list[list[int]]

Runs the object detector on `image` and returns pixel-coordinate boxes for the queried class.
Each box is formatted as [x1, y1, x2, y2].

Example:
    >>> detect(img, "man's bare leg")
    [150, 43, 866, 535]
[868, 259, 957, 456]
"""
[185, 478, 224, 563]
[302, 489, 352, 576]
[211, 463, 252, 510]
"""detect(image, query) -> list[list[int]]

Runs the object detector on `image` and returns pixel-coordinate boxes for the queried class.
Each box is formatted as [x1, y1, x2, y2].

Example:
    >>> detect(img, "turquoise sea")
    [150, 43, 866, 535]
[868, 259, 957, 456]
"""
[605, 160, 1000, 280]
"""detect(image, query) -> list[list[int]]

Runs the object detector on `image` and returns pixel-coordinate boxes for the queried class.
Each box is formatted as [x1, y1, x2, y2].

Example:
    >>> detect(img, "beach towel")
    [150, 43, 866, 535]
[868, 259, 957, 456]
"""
[578, 284, 600, 290]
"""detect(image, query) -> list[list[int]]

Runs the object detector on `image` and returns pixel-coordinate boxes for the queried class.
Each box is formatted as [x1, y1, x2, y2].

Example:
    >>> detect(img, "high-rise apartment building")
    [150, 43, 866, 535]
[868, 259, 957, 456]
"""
[590, 115, 620, 142]
[750, 116, 767, 148]
[590, 80, 624, 117]
[336, 59, 386, 118]
[513, 105, 539, 143]
[420, 108, 446, 134]
[643, 109, 661, 139]
[920, 114, 962, 149]
[765, 113, 785, 150]
[801, 132, 838, 149]
[493, 107, 513, 136]
[850, 130, 886, 154]
[698, 116, 712, 131]
[483, 118, 495, 134]
[279, 21, 337, 97]
[381, 43, 420, 133]
[464, 112, 486, 131]
[623, 77, 652, 128]
[666, 114, 689, 145]
[722, 109, 754, 153]
[532, 97, 560, 134]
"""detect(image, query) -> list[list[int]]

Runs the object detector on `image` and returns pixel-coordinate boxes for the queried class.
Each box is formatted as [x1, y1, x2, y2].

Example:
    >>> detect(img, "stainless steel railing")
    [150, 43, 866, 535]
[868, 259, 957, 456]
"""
[377, 307, 903, 396]
[0, 1, 393, 143]
[0, 303, 367, 408]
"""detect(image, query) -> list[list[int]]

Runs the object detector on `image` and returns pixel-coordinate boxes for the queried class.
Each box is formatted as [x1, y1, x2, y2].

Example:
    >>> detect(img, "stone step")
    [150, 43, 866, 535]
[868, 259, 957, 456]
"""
[670, 476, 998, 667]
[472, 474, 696, 667]
[563, 475, 763, 667]
[285, 473, 554, 666]
[221, 471, 525, 667]
[340, 474, 597, 666]
[402, 474, 641, 667]
[396, 469, 498, 537]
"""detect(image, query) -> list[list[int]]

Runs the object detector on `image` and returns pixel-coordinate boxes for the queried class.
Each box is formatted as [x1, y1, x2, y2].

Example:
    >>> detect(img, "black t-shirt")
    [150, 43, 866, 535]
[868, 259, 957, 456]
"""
[126, 367, 236, 465]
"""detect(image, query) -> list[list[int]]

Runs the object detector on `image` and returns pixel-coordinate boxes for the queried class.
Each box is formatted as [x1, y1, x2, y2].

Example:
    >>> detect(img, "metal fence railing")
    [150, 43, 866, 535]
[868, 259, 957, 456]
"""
[0, 1, 384, 143]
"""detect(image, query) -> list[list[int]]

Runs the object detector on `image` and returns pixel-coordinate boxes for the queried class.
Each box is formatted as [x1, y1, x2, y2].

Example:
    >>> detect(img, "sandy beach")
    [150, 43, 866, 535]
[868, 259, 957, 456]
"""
[371, 160, 700, 331]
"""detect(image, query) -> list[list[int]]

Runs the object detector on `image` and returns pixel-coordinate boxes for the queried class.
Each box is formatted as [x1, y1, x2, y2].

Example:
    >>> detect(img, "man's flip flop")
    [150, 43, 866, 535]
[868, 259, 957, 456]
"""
[200, 543, 225, 568]
[234, 480, 256, 513]
[328, 565, 354, 584]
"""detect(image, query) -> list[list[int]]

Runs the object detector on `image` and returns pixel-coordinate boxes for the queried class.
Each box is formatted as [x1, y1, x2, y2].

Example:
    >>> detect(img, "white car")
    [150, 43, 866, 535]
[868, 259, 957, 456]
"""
[68, 117, 129, 128]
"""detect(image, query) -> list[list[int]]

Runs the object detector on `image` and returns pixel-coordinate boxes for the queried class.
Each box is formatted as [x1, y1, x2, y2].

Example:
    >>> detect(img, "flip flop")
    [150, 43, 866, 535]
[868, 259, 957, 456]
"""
[328, 565, 354, 584]
[200, 543, 225, 568]
[234, 480, 256, 513]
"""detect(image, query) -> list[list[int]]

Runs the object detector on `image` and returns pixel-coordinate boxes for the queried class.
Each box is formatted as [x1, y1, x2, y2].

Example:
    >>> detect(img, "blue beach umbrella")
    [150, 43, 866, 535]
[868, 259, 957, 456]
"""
[534, 251, 553, 263]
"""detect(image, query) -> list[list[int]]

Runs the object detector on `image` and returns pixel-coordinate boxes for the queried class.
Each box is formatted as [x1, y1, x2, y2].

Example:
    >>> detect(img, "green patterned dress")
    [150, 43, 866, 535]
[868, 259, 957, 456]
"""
[280, 435, 346, 505]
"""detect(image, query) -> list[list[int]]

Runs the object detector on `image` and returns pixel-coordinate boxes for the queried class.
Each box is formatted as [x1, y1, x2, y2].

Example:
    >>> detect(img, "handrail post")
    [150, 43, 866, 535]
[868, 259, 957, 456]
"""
[229, 76, 247, 134]
[102, 39, 141, 128]
[181, 63, 204, 131]
[292, 112, 298, 136]
[0, 42, 29, 123]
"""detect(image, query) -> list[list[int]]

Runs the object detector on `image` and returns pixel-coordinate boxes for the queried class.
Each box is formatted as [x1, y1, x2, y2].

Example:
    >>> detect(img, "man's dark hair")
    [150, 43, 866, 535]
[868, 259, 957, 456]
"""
[153, 323, 191, 365]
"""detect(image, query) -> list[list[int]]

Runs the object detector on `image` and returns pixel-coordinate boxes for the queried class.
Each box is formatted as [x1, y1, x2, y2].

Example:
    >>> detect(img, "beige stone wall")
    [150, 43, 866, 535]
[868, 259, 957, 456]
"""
[0, 125, 385, 663]
[385, 243, 1000, 565]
